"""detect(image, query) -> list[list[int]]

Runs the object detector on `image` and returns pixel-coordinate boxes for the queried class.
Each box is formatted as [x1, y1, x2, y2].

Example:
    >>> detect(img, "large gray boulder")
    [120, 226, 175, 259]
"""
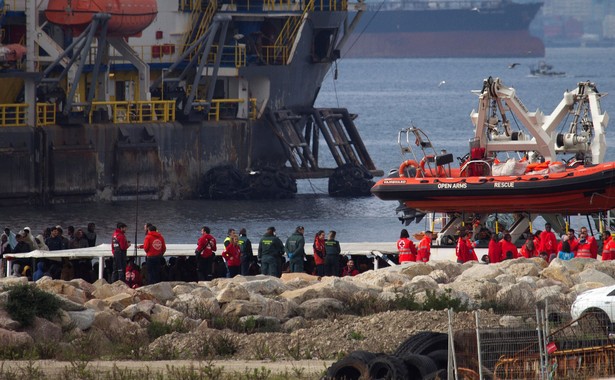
[573, 268, 615, 287]
[137, 282, 176, 303]
[241, 277, 288, 295]
[67, 308, 96, 330]
[0, 327, 33, 347]
[299, 298, 345, 319]
[216, 282, 251, 303]
[496, 282, 536, 310]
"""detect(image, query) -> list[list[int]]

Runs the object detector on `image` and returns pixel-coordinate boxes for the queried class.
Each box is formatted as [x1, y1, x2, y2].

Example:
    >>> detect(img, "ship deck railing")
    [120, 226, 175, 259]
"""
[181, 0, 347, 12]
[206, 97, 258, 121]
[87, 100, 177, 124]
[0, 103, 27, 126]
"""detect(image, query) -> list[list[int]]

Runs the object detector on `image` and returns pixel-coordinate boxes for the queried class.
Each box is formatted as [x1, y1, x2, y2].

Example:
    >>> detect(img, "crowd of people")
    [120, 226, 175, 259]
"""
[394, 222, 614, 265]
[0, 223, 361, 287]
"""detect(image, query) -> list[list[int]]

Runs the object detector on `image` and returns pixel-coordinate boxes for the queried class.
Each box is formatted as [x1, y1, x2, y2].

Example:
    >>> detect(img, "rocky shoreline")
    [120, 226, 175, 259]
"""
[0, 257, 612, 375]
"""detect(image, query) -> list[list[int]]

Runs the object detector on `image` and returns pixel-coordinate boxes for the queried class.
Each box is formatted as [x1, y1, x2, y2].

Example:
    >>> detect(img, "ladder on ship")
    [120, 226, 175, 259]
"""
[266, 107, 379, 178]
[151, 14, 230, 120]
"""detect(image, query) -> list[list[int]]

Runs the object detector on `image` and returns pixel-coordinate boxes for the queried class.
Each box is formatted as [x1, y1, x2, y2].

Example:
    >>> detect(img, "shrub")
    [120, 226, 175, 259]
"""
[147, 319, 189, 341]
[5, 284, 61, 327]
[422, 289, 469, 312]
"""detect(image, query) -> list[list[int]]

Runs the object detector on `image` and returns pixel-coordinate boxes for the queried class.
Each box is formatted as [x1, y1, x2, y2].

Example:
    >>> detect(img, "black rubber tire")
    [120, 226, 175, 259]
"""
[426, 349, 449, 370]
[346, 350, 380, 363]
[368, 354, 408, 380]
[397, 353, 439, 379]
[394, 332, 448, 357]
[325, 356, 370, 380]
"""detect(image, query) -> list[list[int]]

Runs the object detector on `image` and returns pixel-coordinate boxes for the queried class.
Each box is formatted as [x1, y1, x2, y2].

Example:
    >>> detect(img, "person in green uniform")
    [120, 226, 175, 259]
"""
[324, 230, 341, 276]
[285, 226, 305, 273]
[258, 226, 285, 277]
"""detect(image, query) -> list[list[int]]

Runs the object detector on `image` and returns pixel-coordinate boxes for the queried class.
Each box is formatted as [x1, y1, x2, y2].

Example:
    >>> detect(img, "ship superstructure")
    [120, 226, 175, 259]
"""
[0, 0, 380, 204]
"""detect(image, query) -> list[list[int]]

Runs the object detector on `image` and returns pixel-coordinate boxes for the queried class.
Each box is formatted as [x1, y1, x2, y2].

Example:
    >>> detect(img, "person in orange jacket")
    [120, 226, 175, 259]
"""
[313, 230, 326, 276]
[397, 229, 417, 263]
[141, 225, 166, 284]
[456, 230, 472, 263]
[416, 230, 433, 263]
[222, 234, 242, 277]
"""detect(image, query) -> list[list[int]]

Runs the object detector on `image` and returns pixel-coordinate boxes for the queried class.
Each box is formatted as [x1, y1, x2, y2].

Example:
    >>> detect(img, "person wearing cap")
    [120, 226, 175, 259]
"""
[324, 230, 341, 276]
[238, 228, 253, 276]
[285, 226, 305, 273]
[195, 226, 217, 281]
[258, 226, 284, 277]
[111, 222, 131, 282]
[416, 230, 433, 263]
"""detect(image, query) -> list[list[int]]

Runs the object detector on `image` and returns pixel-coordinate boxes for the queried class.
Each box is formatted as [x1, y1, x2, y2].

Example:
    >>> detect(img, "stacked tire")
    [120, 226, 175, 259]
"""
[325, 332, 448, 380]
[201, 166, 297, 200]
[328, 163, 375, 197]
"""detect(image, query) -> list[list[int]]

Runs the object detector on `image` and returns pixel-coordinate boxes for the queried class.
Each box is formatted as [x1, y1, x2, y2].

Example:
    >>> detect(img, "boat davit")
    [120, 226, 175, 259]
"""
[371, 78, 614, 217]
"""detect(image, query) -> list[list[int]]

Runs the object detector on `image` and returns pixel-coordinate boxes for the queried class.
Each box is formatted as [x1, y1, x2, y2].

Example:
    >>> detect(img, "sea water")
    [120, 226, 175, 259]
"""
[3, 48, 615, 245]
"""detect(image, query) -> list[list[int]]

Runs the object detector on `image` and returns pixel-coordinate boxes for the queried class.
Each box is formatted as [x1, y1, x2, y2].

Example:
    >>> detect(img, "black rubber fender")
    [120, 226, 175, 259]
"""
[426, 349, 449, 370]
[368, 354, 408, 380]
[399, 353, 439, 377]
[393, 332, 448, 357]
[325, 356, 370, 380]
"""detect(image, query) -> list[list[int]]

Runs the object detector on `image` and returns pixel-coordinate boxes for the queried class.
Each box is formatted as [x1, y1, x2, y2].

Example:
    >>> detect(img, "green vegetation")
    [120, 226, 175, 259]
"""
[5, 284, 61, 327]
[345, 289, 468, 316]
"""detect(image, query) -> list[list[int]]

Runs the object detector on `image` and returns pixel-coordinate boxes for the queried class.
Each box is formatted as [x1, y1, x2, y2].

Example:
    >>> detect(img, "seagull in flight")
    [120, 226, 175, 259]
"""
[508, 63, 521, 69]
[438, 80, 446, 87]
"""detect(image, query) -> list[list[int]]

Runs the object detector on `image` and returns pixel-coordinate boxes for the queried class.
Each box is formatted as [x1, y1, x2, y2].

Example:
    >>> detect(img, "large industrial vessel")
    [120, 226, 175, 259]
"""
[0, 0, 380, 205]
[345, 0, 545, 58]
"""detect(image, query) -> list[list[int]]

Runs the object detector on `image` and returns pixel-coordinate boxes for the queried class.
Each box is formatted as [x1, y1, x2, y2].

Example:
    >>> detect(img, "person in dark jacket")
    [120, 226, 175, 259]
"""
[324, 230, 341, 276]
[111, 222, 131, 282]
[238, 228, 253, 276]
[46, 227, 64, 251]
[258, 226, 285, 277]
[285, 226, 305, 273]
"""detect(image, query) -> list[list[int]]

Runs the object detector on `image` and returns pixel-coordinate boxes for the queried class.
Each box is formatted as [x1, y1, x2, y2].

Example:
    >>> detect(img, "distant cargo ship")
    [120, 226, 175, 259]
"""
[345, 0, 545, 58]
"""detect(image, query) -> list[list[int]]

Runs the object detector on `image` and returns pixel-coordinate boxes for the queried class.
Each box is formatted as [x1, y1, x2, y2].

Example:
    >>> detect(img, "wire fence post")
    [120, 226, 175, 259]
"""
[475, 310, 483, 380]
[447, 308, 459, 380]
[536, 307, 546, 380]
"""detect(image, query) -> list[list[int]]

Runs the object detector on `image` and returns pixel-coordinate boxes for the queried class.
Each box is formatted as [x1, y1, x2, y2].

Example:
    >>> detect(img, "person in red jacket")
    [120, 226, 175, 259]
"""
[520, 237, 538, 258]
[557, 229, 578, 253]
[342, 259, 360, 276]
[488, 234, 501, 264]
[111, 222, 131, 282]
[397, 229, 417, 263]
[604, 232, 615, 261]
[456, 230, 471, 263]
[222, 234, 242, 277]
[601, 231, 613, 261]
[416, 231, 433, 263]
[539, 223, 557, 258]
[195, 226, 217, 281]
[500, 233, 520, 260]
[313, 230, 326, 276]
[125, 260, 143, 289]
[141, 225, 166, 284]
[580, 226, 598, 259]
[576, 231, 594, 259]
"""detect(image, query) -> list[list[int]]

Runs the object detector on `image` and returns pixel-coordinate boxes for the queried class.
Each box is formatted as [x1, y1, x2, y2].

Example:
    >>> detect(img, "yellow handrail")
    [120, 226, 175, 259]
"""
[0, 103, 28, 126]
[273, 0, 315, 63]
[36, 103, 56, 126]
[206, 98, 258, 121]
[87, 100, 176, 124]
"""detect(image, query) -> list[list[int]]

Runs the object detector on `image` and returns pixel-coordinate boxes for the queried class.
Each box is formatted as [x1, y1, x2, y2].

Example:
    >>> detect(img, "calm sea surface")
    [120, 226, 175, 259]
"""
[3, 48, 615, 244]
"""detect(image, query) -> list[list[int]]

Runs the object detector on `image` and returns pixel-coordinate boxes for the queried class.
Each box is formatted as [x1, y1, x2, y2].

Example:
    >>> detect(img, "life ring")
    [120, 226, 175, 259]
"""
[399, 160, 419, 178]
[418, 155, 445, 177]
